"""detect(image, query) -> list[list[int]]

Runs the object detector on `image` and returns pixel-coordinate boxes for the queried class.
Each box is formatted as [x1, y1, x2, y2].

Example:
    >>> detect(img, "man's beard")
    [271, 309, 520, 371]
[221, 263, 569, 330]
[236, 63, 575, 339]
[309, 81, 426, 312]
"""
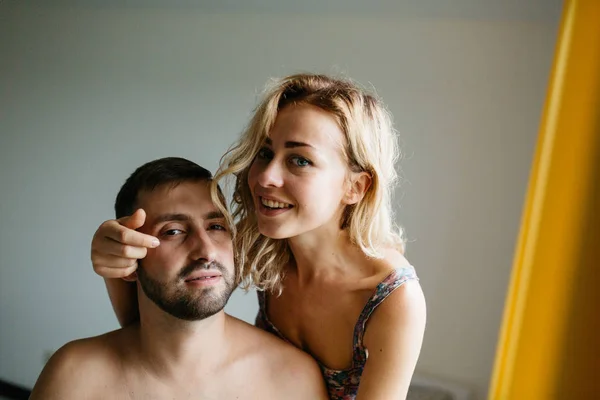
[137, 260, 235, 321]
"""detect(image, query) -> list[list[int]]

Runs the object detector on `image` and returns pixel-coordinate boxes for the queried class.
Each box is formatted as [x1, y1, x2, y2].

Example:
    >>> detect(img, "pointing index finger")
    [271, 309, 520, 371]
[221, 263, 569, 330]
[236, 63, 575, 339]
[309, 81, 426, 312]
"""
[108, 224, 160, 249]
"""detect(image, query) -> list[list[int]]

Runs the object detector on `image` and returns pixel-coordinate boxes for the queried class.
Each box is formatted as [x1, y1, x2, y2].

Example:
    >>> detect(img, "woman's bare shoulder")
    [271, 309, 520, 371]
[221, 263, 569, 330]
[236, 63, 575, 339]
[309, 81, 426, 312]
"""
[359, 247, 413, 284]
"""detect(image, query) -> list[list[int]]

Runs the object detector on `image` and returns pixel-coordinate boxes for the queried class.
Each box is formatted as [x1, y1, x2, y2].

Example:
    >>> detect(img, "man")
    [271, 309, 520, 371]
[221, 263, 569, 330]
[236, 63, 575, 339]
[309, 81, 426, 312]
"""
[31, 157, 327, 399]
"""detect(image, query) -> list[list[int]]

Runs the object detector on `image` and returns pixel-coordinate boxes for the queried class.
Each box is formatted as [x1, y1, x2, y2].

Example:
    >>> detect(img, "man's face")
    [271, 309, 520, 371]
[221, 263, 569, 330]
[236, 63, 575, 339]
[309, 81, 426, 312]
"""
[135, 180, 235, 321]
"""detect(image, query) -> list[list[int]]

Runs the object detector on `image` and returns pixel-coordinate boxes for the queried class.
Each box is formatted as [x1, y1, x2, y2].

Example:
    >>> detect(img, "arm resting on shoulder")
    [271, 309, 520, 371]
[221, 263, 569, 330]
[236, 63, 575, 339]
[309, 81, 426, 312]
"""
[356, 279, 426, 400]
[105, 277, 139, 327]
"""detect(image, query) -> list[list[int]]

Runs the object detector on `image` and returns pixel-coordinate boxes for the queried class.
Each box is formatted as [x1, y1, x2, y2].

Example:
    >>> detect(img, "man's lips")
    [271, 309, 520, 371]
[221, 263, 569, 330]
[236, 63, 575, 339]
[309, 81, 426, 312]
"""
[184, 270, 222, 282]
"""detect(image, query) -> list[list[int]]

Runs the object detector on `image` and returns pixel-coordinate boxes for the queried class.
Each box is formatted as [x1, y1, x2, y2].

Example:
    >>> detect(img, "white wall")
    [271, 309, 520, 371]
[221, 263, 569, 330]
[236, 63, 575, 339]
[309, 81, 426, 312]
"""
[0, 4, 558, 399]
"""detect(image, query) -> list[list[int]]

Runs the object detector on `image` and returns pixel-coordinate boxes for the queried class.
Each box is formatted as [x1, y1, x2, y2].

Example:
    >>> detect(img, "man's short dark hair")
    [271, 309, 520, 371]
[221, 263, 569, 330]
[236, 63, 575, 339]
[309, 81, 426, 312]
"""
[115, 157, 214, 219]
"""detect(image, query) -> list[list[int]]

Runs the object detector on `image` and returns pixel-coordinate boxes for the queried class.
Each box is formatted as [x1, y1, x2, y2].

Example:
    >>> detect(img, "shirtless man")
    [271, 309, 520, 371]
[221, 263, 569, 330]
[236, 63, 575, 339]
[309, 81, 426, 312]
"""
[30, 157, 327, 400]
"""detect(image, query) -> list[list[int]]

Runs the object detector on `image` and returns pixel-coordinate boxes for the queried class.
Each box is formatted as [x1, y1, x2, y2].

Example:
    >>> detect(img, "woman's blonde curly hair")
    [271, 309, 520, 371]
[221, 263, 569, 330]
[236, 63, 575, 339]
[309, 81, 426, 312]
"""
[212, 73, 404, 293]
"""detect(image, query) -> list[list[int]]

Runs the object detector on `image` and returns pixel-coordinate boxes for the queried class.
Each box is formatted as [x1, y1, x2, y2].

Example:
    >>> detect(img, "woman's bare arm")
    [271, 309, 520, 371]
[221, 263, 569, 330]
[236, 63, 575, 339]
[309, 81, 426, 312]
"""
[105, 278, 139, 327]
[91, 209, 158, 326]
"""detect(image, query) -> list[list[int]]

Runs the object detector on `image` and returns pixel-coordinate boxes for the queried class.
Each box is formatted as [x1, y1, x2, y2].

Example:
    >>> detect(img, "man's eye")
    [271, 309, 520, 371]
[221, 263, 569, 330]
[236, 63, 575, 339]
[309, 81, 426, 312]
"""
[163, 229, 183, 236]
[209, 224, 227, 231]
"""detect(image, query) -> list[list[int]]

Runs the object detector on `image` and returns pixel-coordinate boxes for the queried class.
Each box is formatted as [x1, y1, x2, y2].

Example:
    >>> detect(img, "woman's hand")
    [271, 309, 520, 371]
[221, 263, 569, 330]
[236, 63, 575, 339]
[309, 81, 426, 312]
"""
[91, 209, 160, 279]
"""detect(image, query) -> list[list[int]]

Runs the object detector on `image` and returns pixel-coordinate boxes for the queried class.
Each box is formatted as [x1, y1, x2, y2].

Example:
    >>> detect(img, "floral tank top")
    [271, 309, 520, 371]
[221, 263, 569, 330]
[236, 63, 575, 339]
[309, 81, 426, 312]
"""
[255, 266, 419, 400]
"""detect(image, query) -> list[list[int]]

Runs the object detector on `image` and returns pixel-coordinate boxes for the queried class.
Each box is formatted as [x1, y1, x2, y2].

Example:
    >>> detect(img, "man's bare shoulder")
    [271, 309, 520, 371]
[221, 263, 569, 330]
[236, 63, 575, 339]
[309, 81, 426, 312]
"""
[227, 316, 329, 399]
[227, 315, 308, 362]
[30, 329, 129, 400]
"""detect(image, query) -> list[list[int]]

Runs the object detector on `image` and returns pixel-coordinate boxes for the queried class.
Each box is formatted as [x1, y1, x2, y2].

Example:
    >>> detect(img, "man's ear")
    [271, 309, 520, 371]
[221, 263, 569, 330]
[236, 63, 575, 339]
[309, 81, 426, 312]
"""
[344, 172, 372, 205]
[122, 271, 138, 282]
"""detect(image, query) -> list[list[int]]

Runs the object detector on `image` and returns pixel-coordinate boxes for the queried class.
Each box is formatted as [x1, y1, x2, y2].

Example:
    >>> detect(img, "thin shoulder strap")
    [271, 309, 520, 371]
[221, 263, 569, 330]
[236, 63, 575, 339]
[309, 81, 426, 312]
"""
[256, 289, 267, 310]
[354, 266, 419, 349]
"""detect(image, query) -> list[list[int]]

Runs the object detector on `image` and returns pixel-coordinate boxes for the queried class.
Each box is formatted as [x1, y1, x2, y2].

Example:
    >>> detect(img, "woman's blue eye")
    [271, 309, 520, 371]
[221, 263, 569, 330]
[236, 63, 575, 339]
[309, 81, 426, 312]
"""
[210, 224, 226, 231]
[291, 156, 311, 167]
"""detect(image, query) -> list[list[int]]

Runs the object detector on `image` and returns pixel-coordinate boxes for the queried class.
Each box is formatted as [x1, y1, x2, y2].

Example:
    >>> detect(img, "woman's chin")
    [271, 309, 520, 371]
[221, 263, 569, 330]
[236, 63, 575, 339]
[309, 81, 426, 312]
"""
[259, 228, 288, 240]
[258, 222, 293, 240]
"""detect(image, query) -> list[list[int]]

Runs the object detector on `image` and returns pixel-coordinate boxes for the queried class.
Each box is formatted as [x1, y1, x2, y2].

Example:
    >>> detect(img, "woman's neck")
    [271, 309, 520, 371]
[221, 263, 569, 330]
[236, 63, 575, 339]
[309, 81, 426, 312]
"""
[287, 228, 369, 285]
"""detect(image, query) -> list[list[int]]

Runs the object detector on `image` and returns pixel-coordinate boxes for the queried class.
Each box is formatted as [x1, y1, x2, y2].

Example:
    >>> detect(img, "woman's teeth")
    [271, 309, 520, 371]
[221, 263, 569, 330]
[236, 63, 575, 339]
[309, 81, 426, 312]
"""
[261, 197, 291, 209]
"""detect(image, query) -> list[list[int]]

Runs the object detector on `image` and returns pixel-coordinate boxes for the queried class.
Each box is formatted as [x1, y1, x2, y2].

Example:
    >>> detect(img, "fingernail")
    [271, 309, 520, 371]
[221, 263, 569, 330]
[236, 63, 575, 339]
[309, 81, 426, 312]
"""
[151, 239, 160, 248]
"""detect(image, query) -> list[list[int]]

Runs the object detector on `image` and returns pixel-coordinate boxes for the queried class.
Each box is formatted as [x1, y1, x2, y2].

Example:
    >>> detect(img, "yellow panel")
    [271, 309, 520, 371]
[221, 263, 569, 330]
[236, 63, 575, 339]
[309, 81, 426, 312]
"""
[489, 0, 600, 398]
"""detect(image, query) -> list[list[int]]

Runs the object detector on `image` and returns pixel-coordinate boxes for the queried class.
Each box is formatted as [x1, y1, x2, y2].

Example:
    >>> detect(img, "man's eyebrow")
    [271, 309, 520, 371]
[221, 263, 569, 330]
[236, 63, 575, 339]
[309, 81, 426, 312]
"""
[151, 212, 224, 225]
[152, 213, 192, 224]
[204, 211, 225, 220]
[264, 137, 314, 149]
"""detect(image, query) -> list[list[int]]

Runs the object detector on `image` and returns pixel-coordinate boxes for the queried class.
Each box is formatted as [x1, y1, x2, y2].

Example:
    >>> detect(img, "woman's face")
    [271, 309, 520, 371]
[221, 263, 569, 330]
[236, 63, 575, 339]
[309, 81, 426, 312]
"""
[247, 104, 353, 240]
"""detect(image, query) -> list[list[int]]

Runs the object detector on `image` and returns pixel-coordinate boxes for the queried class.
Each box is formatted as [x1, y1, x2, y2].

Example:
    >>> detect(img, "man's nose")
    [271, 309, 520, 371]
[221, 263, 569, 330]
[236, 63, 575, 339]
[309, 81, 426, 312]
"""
[189, 229, 217, 264]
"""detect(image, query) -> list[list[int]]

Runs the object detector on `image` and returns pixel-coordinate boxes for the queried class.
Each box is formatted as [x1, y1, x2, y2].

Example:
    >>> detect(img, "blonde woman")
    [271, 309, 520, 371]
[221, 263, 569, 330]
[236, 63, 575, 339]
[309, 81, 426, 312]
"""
[92, 74, 426, 399]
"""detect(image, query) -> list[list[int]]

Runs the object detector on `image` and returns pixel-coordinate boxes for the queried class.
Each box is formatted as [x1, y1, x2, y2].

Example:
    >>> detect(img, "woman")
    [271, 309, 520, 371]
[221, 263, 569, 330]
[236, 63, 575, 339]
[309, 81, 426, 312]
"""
[92, 73, 426, 399]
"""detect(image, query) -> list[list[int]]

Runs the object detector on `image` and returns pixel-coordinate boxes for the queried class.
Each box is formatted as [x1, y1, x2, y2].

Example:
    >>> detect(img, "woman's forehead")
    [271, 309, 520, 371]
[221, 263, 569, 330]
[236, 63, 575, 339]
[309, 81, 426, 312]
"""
[268, 104, 345, 150]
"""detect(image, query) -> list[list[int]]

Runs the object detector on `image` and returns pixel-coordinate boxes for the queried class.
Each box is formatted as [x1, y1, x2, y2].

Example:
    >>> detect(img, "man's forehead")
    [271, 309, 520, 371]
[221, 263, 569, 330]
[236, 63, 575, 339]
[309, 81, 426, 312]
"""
[137, 181, 218, 221]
